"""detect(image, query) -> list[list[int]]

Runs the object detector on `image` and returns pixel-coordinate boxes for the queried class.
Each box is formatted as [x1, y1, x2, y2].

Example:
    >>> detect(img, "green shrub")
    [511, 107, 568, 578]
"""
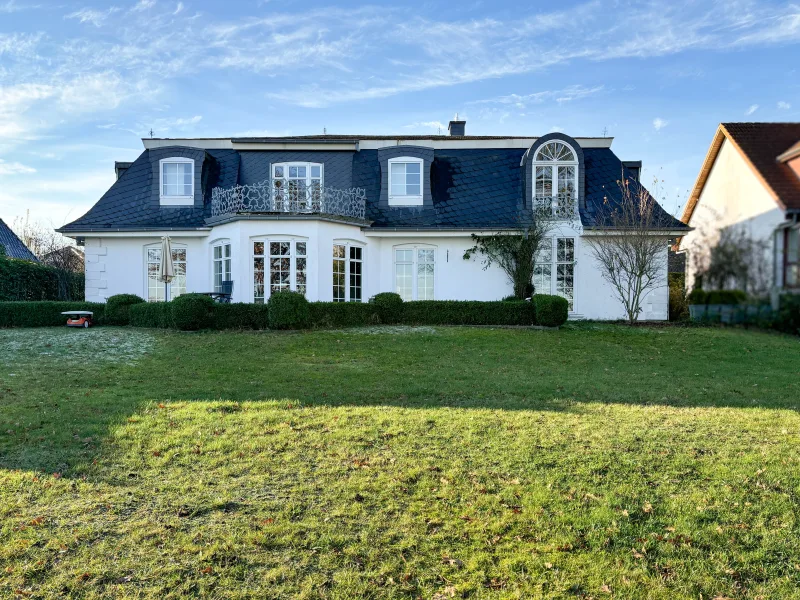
[105, 294, 145, 325]
[668, 273, 688, 321]
[369, 292, 403, 324]
[687, 288, 707, 305]
[213, 303, 270, 330]
[170, 293, 215, 331]
[268, 291, 311, 330]
[0, 256, 84, 301]
[129, 302, 173, 328]
[0, 301, 105, 327]
[773, 294, 800, 336]
[309, 302, 378, 328]
[501, 295, 522, 302]
[401, 300, 536, 326]
[532, 295, 569, 327]
[706, 290, 747, 305]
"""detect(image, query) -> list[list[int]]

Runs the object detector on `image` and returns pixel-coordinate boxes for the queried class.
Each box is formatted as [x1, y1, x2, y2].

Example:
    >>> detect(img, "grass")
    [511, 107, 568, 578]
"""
[1, 324, 800, 599]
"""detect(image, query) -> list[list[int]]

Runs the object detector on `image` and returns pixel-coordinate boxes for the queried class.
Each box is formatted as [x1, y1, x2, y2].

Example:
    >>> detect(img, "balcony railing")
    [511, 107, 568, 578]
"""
[211, 179, 367, 221]
[532, 193, 578, 220]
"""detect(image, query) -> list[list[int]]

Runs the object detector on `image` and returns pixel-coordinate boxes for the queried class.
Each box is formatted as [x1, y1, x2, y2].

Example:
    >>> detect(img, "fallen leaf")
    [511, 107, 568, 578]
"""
[200, 566, 213, 574]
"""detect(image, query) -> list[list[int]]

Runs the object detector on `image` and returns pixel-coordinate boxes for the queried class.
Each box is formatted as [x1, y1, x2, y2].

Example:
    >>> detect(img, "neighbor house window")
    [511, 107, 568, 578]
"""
[146, 245, 186, 301]
[394, 246, 435, 300]
[556, 237, 575, 311]
[388, 157, 423, 206]
[534, 238, 553, 295]
[272, 162, 323, 207]
[333, 243, 363, 302]
[253, 239, 307, 303]
[212, 242, 231, 293]
[159, 157, 194, 205]
[785, 228, 800, 287]
[534, 141, 577, 198]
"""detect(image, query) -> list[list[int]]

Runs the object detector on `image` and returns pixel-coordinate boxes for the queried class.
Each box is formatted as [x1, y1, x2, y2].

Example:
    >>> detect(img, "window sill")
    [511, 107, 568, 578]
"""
[160, 196, 195, 206]
[388, 196, 423, 207]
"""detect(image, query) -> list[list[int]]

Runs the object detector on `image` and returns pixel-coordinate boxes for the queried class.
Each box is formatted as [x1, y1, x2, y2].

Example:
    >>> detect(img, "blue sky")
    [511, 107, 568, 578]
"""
[0, 0, 798, 229]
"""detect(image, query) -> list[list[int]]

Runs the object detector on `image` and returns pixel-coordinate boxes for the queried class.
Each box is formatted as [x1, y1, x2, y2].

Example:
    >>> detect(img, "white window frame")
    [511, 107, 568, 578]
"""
[533, 236, 576, 312]
[533, 141, 578, 198]
[272, 162, 323, 188]
[144, 242, 187, 302]
[333, 240, 365, 302]
[211, 239, 232, 294]
[252, 236, 308, 303]
[159, 157, 195, 206]
[393, 244, 436, 301]
[388, 156, 424, 206]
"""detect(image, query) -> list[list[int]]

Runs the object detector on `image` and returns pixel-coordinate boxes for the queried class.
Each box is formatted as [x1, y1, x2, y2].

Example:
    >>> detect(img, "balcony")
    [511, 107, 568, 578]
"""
[532, 193, 578, 220]
[211, 179, 367, 221]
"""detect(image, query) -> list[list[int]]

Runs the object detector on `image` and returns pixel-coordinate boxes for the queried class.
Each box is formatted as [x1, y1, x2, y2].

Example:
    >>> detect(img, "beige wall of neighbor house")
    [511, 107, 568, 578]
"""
[681, 138, 784, 291]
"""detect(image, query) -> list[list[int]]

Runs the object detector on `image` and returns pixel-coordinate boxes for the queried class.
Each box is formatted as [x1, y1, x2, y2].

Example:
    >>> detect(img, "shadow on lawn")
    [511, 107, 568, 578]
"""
[1, 325, 798, 475]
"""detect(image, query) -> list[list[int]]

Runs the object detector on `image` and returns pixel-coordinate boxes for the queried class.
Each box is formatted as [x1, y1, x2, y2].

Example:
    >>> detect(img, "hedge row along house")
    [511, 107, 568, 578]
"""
[679, 122, 800, 298]
[58, 121, 686, 320]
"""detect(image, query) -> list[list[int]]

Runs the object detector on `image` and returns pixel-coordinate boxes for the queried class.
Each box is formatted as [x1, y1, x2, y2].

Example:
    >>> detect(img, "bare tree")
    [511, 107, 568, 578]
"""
[586, 177, 668, 324]
[463, 197, 577, 299]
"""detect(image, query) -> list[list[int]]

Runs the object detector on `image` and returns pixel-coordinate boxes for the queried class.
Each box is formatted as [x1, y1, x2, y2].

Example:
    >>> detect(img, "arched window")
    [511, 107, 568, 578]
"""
[534, 141, 577, 199]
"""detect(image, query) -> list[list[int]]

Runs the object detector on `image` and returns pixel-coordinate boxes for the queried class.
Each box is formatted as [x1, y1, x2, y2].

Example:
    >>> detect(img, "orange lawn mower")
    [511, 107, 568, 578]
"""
[61, 310, 94, 328]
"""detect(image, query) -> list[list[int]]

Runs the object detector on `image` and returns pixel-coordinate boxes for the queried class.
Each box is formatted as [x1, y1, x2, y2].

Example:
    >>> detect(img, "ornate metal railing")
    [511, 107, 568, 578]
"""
[211, 179, 367, 220]
[532, 193, 578, 219]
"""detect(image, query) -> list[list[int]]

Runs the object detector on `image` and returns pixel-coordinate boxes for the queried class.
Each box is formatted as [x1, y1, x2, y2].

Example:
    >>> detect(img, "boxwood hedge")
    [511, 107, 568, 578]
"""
[402, 300, 537, 326]
[0, 301, 105, 327]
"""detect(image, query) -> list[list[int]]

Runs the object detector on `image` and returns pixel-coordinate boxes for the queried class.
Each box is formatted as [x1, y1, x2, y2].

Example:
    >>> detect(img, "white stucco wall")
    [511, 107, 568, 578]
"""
[82, 219, 671, 320]
[681, 138, 784, 291]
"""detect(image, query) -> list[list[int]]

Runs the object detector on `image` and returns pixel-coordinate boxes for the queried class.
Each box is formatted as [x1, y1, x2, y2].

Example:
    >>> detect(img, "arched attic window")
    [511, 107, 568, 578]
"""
[534, 141, 577, 199]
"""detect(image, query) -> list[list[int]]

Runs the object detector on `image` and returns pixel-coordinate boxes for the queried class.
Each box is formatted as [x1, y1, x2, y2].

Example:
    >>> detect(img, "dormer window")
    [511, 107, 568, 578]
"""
[534, 141, 577, 198]
[388, 157, 423, 206]
[272, 162, 323, 207]
[159, 157, 194, 206]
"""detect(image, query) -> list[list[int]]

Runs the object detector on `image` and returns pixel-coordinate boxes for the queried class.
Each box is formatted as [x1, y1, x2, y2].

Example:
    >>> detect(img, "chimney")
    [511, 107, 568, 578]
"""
[622, 160, 641, 182]
[115, 161, 133, 180]
[448, 116, 466, 137]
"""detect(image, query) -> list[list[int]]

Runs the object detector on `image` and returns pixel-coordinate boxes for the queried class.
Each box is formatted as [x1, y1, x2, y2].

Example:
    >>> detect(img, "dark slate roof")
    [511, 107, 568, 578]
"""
[0, 219, 38, 261]
[60, 143, 686, 232]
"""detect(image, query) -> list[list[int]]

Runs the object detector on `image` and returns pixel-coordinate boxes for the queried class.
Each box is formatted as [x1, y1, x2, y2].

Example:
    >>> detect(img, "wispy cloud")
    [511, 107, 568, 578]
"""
[64, 7, 120, 27]
[0, 159, 36, 175]
[403, 120, 448, 133]
[471, 85, 605, 109]
[745, 104, 759, 115]
[653, 118, 668, 131]
[778, 100, 792, 109]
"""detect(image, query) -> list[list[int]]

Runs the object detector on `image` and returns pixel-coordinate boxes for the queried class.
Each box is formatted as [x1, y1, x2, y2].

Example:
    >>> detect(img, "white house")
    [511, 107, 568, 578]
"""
[680, 122, 800, 295]
[58, 121, 686, 320]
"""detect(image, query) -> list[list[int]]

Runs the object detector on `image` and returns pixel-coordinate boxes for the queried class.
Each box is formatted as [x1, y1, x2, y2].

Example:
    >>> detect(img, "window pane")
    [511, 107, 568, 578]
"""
[390, 162, 405, 176]
[333, 244, 345, 259]
[296, 242, 306, 257]
[395, 249, 413, 263]
[289, 166, 299, 178]
[350, 246, 361, 261]
[557, 238, 574, 262]
[172, 249, 186, 262]
[254, 241, 264, 256]
[405, 184, 421, 196]
[214, 245, 222, 260]
[558, 166, 575, 195]
[406, 172, 420, 185]
[396, 263, 413, 301]
[296, 166, 306, 178]
[333, 245, 345, 302]
[536, 166, 552, 196]
[224, 244, 231, 258]
[214, 260, 223, 292]
[310, 165, 321, 178]
[224, 258, 231, 280]
[274, 165, 284, 178]
[406, 162, 420, 174]
[391, 183, 407, 196]
[557, 264, 574, 311]
[254, 257, 265, 302]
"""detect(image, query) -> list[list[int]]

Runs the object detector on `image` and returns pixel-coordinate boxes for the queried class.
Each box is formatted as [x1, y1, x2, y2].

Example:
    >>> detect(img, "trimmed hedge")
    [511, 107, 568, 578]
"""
[105, 294, 145, 325]
[402, 300, 537, 326]
[213, 303, 270, 330]
[171, 293, 215, 331]
[129, 302, 173, 328]
[687, 289, 747, 305]
[532, 295, 569, 327]
[309, 302, 378, 328]
[0, 257, 84, 301]
[268, 291, 311, 330]
[369, 292, 403, 324]
[0, 301, 105, 327]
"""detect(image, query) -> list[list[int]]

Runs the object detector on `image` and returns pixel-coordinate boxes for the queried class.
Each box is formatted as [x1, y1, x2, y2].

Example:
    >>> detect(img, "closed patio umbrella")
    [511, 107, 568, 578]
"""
[159, 236, 175, 301]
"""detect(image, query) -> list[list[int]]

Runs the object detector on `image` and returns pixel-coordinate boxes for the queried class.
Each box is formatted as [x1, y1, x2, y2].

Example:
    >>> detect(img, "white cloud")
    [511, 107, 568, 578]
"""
[0, 159, 36, 175]
[132, 0, 156, 11]
[778, 101, 791, 110]
[745, 104, 759, 116]
[403, 120, 448, 133]
[653, 118, 668, 131]
[471, 85, 604, 109]
[173, 2, 183, 15]
[64, 7, 120, 27]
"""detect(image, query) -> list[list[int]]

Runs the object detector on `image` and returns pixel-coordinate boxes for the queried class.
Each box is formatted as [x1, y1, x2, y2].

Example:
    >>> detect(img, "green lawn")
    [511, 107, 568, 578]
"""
[1, 324, 800, 599]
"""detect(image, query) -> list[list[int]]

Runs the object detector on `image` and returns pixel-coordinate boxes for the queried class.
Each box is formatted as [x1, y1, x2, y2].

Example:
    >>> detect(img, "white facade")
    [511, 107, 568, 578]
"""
[681, 137, 784, 291]
[81, 218, 670, 321]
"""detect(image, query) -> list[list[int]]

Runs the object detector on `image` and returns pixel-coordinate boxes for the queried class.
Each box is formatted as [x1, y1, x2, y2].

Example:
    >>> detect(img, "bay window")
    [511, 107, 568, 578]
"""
[333, 243, 363, 302]
[212, 241, 231, 293]
[394, 246, 435, 300]
[253, 239, 307, 303]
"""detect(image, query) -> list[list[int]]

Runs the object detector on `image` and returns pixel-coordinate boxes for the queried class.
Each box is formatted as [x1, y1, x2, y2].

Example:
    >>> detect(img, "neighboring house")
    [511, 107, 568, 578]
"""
[0, 219, 38, 262]
[680, 122, 800, 294]
[57, 121, 686, 320]
[41, 246, 85, 273]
